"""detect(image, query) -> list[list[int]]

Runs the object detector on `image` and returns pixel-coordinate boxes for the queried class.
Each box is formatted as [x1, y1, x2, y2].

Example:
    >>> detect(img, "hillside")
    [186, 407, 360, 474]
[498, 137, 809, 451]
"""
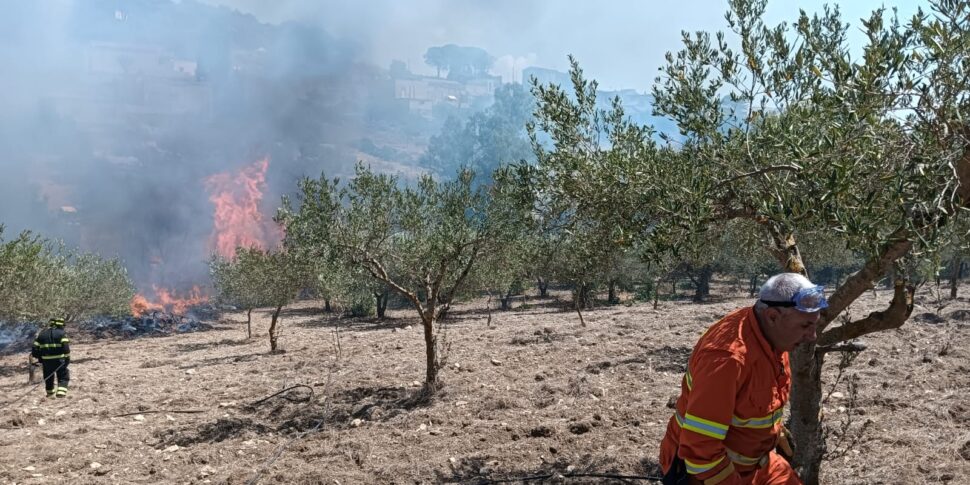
[1, 286, 968, 484]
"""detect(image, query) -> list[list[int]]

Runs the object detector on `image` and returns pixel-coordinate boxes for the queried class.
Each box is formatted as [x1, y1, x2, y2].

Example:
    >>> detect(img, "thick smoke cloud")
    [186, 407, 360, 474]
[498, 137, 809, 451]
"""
[0, 0, 373, 292]
[0, 0, 926, 293]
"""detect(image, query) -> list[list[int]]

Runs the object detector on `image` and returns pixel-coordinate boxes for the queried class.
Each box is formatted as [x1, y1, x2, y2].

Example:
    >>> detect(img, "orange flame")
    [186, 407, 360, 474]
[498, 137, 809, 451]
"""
[130, 286, 209, 316]
[130, 294, 163, 316]
[204, 158, 281, 258]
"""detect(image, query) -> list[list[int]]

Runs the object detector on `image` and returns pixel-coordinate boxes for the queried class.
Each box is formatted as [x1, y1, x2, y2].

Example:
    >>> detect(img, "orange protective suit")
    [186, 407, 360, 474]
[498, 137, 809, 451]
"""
[659, 307, 801, 485]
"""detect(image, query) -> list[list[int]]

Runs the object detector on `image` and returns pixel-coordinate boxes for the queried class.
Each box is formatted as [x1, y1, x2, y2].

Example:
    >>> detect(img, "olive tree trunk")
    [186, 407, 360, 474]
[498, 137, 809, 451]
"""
[268, 304, 283, 352]
[776, 229, 914, 485]
[537, 277, 549, 297]
[374, 288, 389, 319]
[607, 280, 619, 304]
[950, 257, 962, 300]
[421, 310, 439, 390]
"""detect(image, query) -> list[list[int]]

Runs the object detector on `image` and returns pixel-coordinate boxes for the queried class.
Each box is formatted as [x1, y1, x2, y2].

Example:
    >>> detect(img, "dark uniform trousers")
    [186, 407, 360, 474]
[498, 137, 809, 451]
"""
[42, 359, 70, 396]
[32, 326, 71, 397]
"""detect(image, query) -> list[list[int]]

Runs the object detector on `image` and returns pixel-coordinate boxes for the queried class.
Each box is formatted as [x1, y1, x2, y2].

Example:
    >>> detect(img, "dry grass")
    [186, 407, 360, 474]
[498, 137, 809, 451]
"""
[0, 283, 968, 484]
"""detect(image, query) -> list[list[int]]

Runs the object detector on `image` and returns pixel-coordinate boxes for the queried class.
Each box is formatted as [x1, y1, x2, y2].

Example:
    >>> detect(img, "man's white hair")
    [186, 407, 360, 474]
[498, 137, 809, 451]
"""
[756, 273, 816, 308]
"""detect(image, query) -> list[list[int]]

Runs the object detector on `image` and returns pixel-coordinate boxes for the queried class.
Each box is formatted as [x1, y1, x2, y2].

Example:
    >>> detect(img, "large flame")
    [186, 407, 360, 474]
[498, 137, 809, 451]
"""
[129, 159, 277, 316]
[130, 285, 208, 316]
[204, 158, 281, 258]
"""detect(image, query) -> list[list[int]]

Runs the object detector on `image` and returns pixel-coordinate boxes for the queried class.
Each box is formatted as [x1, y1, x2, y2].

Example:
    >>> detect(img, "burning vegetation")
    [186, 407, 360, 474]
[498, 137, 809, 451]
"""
[128, 158, 281, 317]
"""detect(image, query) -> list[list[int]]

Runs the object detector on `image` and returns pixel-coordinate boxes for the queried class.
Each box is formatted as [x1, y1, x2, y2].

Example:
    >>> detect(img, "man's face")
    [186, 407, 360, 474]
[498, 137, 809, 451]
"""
[765, 307, 819, 352]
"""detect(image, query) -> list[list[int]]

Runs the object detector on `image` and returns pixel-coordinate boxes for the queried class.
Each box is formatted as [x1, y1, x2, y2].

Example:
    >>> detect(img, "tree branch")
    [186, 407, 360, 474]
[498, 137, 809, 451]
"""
[956, 135, 970, 205]
[821, 232, 912, 332]
[714, 164, 801, 189]
[355, 251, 423, 314]
[436, 243, 482, 320]
[815, 341, 867, 354]
[765, 226, 806, 275]
[818, 280, 914, 346]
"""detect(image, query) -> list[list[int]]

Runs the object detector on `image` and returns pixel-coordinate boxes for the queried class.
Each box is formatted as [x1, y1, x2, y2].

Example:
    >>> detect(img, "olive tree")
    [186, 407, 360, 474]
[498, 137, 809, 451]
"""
[1, 226, 133, 323]
[280, 164, 494, 391]
[646, 0, 970, 481]
[53, 252, 134, 321]
[211, 246, 309, 351]
[210, 251, 263, 338]
[508, 59, 658, 318]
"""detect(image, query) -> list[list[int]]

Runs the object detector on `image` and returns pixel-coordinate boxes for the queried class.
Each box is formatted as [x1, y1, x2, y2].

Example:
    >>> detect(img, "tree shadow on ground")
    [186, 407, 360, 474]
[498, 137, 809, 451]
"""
[0, 358, 29, 378]
[154, 416, 272, 447]
[584, 345, 691, 374]
[279, 306, 329, 317]
[175, 384, 439, 443]
[438, 453, 663, 484]
[66, 356, 104, 365]
[328, 384, 435, 424]
[175, 337, 253, 353]
[296, 315, 410, 332]
[179, 351, 266, 367]
[244, 384, 439, 433]
[440, 296, 567, 321]
[0, 355, 103, 379]
[507, 327, 575, 346]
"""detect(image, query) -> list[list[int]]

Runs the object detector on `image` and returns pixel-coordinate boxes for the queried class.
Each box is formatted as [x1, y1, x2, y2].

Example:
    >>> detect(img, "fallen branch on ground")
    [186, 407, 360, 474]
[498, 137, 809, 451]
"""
[249, 384, 314, 406]
[243, 326, 341, 485]
[816, 341, 867, 355]
[112, 410, 205, 418]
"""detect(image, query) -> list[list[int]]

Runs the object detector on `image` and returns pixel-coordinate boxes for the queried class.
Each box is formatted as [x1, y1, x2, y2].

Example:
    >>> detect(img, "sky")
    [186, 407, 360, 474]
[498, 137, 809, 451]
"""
[198, 0, 927, 91]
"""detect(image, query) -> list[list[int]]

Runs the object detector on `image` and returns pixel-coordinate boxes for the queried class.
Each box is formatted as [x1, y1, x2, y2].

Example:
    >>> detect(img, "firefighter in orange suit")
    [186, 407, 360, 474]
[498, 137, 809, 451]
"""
[660, 273, 826, 485]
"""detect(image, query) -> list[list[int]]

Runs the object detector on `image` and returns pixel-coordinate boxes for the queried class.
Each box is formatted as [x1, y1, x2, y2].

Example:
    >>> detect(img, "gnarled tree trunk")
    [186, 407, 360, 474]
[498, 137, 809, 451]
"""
[537, 277, 549, 297]
[422, 311, 439, 390]
[950, 257, 962, 300]
[779, 227, 915, 485]
[607, 280, 620, 304]
[246, 308, 253, 339]
[573, 282, 593, 310]
[374, 288, 389, 319]
[268, 304, 283, 352]
[687, 265, 713, 302]
[500, 287, 514, 310]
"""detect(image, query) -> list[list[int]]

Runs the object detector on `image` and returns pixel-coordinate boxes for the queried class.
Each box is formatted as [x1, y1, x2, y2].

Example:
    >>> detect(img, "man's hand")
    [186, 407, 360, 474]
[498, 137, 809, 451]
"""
[777, 425, 795, 460]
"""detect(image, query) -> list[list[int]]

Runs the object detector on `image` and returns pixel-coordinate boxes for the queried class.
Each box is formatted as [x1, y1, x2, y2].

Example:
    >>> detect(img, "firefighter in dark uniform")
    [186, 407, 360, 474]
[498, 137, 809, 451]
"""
[31, 318, 71, 398]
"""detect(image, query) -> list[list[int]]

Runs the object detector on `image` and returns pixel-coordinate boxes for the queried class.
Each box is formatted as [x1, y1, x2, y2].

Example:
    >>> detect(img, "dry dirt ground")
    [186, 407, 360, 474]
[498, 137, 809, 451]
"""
[1, 284, 969, 484]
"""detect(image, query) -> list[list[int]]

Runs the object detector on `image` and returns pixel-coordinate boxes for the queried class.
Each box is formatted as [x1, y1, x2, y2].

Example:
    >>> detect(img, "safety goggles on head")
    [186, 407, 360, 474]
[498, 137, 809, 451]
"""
[49, 318, 65, 326]
[761, 285, 828, 313]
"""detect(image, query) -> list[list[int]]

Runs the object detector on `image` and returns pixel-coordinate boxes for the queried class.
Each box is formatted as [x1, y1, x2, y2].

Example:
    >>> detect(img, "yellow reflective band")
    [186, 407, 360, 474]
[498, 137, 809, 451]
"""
[685, 455, 724, 474]
[61, 338, 70, 343]
[725, 448, 763, 466]
[731, 408, 784, 429]
[682, 413, 729, 440]
[34, 343, 63, 349]
[685, 369, 693, 390]
[703, 461, 736, 484]
[41, 354, 68, 360]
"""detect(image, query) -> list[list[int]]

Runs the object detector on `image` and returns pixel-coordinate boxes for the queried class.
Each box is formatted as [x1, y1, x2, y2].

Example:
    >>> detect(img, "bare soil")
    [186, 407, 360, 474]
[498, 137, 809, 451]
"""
[1, 284, 968, 484]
